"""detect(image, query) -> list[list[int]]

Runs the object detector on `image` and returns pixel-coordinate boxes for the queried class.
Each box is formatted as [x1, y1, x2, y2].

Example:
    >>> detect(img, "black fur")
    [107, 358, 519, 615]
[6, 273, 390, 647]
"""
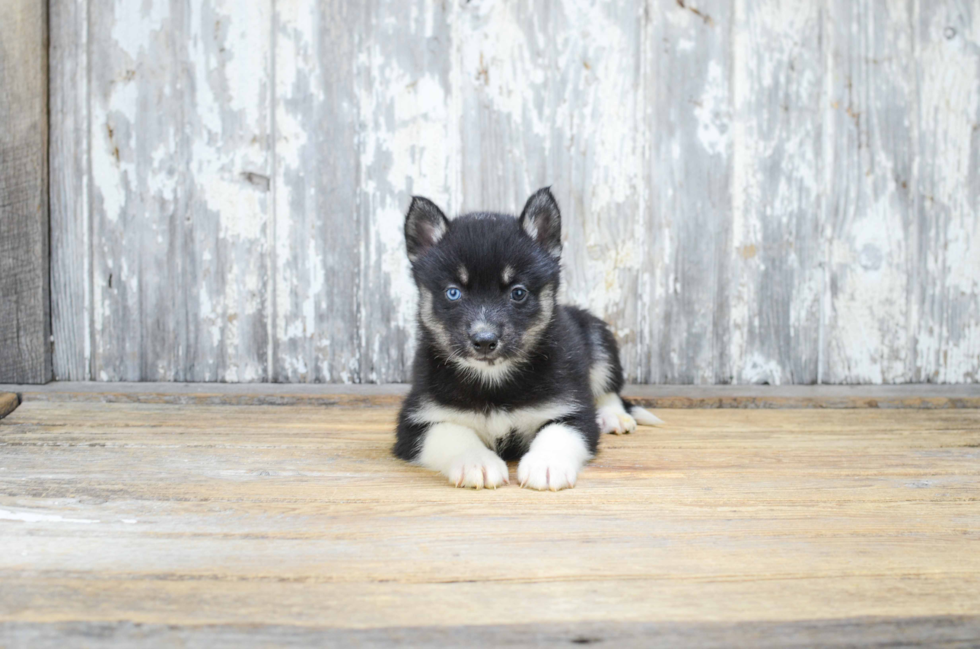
[394, 188, 625, 464]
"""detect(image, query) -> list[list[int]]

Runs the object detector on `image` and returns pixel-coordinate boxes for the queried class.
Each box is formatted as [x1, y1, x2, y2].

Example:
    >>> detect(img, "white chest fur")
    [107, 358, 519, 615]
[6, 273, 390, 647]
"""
[410, 400, 577, 447]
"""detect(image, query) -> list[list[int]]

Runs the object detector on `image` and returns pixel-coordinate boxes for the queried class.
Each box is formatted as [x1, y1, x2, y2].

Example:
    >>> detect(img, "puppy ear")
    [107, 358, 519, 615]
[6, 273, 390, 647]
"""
[404, 196, 449, 263]
[518, 187, 562, 259]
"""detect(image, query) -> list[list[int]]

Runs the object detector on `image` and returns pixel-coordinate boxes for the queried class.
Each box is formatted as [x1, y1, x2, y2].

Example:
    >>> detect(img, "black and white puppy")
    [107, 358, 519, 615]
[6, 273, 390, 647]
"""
[394, 188, 662, 491]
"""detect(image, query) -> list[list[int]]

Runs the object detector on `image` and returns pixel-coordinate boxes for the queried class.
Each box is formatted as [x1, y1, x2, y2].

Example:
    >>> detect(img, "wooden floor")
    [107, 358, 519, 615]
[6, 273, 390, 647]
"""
[1, 398, 980, 646]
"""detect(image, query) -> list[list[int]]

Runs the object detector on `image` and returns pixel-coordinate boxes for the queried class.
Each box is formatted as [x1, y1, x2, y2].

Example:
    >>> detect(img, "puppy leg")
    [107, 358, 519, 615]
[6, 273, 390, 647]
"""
[417, 423, 509, 489]
[517, 423, 592, 491]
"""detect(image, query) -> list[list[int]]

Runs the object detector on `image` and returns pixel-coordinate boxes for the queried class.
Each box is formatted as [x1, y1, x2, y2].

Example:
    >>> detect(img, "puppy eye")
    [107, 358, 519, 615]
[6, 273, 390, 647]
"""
[510, 286, 528, 302]
[445, 287, 462, 301]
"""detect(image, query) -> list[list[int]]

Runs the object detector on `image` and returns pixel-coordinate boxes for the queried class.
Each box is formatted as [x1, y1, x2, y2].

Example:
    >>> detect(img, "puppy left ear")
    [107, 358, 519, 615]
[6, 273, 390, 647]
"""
[518, 187, 562, 259]
[405, 196, 449, 263]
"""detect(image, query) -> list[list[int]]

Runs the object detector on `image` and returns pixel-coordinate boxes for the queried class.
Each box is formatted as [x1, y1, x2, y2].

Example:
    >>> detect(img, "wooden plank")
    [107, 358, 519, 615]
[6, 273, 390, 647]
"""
[643, 0, 733, 383]
[49, 0, 91, 381]
[0, 393, 18, 419]
[356, 0, 455, 383]
[913, 3, 980, 382]
[272, 0, 361, 382]
[89, 0, 274, 382]
[4, 616, 980, 648]
[823, 0, 916, 383]
[1, 382, 979, 409]
[0, 403, 978, 634]
[181, 0, 273, 381]
[730, 0, 824, 385]
[88, 0, 185, 380]
[0, 0, 50, 384]
[456, 0, 647, 380]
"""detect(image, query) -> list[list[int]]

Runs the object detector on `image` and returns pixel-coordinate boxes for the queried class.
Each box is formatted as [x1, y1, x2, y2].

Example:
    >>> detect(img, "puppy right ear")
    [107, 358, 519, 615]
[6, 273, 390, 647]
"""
[404, 196, 449, 263]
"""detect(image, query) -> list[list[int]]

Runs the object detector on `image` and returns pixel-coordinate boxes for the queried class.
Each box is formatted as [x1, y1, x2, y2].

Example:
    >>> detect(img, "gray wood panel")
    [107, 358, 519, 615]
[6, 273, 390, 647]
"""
[914, 1, 980, 383]
[273, 0, 360, 383]
[44, 0, 980, 384]
[457, 0, 648, 379]
[49, 0, 90, 382]
[0, 0, 51, 384]
[824, 0, 916, 384]
[88, 0, 184, 380]
[180, 0, 273, 382]
[356, 0, 455, 383]
[730, 0, 825, 385]
[644, 0, 733, 384]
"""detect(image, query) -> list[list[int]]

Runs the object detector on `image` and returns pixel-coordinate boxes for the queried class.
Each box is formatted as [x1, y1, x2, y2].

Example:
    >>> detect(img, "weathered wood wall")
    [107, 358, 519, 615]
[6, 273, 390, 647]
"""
[0, 0, 50, 383]
[48, 0, 980, 384]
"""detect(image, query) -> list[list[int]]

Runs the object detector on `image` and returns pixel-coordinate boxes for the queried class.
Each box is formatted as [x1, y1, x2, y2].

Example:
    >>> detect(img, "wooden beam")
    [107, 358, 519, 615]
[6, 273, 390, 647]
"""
[0, 382, 978, 409]
[0, 0, 50, 383]
[3, 616, 980, 647]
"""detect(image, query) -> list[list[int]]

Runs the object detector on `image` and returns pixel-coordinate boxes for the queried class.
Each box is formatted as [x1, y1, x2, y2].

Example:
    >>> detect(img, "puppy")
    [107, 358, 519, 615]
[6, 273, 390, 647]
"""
[394, 187, 662, 491]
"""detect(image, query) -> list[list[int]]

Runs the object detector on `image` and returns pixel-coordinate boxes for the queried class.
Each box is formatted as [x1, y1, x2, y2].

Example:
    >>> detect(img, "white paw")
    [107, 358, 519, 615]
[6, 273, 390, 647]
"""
[597, 406, 636, 434]
[517, 451, 580, 491]
[447, 450, 509, 489]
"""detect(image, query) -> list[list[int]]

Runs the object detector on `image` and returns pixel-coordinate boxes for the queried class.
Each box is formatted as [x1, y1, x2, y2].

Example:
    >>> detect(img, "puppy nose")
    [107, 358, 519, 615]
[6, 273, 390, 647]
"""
[470, 331, 499, 352]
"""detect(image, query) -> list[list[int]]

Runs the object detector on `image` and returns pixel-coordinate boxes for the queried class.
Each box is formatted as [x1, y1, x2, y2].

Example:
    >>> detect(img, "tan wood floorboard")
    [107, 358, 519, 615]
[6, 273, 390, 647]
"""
[1, 402, 979, 644]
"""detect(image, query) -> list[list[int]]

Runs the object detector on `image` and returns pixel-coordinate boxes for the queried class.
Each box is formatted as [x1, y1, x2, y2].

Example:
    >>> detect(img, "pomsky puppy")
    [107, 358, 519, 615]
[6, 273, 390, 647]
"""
[394, 187, 662, 491]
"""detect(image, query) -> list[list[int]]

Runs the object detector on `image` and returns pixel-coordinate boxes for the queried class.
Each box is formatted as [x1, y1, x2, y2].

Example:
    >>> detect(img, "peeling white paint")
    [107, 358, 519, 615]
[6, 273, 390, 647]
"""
[695, 60, 731, 157]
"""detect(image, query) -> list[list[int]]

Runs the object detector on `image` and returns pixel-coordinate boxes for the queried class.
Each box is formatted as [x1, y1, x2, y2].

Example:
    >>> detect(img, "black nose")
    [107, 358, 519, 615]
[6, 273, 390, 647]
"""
[470, 331, 499, 353]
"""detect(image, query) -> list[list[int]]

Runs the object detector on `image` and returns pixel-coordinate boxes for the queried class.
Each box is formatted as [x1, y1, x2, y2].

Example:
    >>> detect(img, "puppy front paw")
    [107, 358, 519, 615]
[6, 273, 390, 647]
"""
[517, 451, 580, 491]
[447, 450, 509, 489]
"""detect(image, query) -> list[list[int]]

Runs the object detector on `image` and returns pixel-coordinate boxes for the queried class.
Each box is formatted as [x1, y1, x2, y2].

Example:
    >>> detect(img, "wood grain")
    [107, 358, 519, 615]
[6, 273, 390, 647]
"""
[49, 0, 91, 382]
[88, 0, 183, 380]
[181, 0, 273, 382]
[272, 0, 361, 383]
[731, 0, 824, 385]
[356, 0, 456, 383]
[823, 0, 915, 384]
[1, 402, 978, 636]
[913, 2, 980, 383]
[643, 0, 733, 383]
[0, 0, 50, 384]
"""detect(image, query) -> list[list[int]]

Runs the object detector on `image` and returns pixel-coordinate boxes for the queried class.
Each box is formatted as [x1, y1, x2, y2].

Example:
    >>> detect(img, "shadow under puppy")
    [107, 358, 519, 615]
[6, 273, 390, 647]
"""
[394, 188, 662, 491]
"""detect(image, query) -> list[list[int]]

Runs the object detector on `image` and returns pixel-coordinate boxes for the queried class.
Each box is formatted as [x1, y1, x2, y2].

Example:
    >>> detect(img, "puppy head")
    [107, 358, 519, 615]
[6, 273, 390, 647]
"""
[404, 188, 562, 383]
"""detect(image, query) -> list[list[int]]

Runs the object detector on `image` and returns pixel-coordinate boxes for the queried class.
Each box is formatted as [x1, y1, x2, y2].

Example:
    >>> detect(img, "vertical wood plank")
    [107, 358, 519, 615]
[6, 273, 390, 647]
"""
[457, 0, 646, 379]
[50, 0, 91, 381]
[90, 0, 273, 381]
[89, 0, 184, 380]
[0, 0, 51, 384]
[356, 0, 455, 382]
[457, 0, 551, 213]
[823, 0, 915, 383]
[913, 1, 980, 383]
[182, 0, 272, 381]
[642, 0, 733, 383]
[730, 0, 825, 385]
[273, 0, 361, 383]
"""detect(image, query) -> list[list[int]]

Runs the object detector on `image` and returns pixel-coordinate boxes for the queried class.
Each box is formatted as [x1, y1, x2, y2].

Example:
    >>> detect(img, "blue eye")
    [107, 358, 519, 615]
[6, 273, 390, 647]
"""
[446, 287, 462, 301]
[510, 286, 528, 302]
